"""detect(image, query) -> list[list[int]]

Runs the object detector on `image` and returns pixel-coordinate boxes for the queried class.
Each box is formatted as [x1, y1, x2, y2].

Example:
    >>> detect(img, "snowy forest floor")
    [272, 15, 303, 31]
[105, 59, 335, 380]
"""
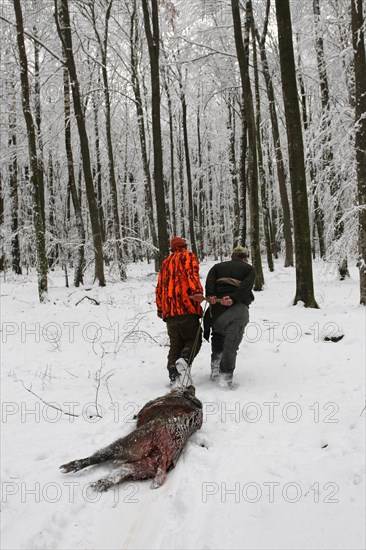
[1, 258, 365, 550]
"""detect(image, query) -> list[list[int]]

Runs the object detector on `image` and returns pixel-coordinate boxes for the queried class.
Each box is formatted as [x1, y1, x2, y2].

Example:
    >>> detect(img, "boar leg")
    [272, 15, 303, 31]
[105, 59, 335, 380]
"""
[60, 438, 129, 473]
[91, 457, 159, 492]
[150, 452, 170, 489]
[150, 465, 167, 489]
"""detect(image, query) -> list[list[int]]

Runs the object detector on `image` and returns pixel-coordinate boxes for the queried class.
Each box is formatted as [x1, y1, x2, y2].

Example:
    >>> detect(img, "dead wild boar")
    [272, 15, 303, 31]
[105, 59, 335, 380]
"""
[60, 385, 203, 491]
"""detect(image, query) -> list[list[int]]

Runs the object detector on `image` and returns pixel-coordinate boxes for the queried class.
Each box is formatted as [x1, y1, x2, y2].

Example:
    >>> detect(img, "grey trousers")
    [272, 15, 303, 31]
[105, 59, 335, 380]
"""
[211, 303, 249, 374]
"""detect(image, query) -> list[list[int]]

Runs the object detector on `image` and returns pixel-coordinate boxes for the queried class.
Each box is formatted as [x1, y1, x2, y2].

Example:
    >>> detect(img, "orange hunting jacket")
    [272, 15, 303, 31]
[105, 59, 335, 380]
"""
[156, 249, 203, 320]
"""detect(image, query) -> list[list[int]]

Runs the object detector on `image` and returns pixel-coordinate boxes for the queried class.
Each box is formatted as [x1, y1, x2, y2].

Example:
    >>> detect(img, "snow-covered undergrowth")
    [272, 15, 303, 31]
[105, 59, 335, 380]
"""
[1, 259, 365, 550]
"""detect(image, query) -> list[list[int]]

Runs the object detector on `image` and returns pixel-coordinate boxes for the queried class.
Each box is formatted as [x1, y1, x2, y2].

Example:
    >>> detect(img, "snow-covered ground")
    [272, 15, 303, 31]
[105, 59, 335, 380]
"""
[1, 259, 365, 550]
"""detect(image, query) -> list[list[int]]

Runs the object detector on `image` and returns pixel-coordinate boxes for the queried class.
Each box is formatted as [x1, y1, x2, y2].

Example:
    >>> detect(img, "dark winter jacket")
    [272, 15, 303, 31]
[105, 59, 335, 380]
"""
[204, 259, 255, 340]
[205, 259, 256, 306]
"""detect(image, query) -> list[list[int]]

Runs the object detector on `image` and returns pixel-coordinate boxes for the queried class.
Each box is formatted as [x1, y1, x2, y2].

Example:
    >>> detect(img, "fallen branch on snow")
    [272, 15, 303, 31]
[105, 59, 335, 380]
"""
[75, 296, 100, 306]
[19, 380, 80, 417]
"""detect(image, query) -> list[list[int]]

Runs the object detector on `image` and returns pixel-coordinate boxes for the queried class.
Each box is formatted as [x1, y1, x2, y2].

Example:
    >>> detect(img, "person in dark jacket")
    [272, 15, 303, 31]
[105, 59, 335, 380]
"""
[204, 246, 255, 387]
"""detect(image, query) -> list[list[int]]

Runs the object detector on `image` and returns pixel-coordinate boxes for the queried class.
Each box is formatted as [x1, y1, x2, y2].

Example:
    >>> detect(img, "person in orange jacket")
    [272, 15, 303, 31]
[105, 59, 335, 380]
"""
[156, 237, 204, 386]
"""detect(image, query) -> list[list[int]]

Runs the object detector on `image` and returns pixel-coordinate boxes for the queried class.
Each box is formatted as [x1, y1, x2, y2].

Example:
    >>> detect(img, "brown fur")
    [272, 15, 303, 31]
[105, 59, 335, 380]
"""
[60, 386, 203, 491]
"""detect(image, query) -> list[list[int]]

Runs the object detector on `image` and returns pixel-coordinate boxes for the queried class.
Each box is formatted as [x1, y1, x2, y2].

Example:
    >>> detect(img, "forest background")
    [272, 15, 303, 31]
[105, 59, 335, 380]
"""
[0, 0, 365, 307]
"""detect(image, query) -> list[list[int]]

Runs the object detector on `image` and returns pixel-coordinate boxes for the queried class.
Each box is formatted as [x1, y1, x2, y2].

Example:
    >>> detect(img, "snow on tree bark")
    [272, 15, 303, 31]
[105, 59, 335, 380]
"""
[55, 0, 105, 287]
[351, 0, 366, 305]
[275, 0, 318, 308]
[13, 0, 48, 301]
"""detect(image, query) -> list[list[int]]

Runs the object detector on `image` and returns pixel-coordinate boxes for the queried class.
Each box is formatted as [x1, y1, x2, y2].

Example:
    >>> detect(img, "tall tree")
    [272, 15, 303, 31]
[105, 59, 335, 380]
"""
[55, 0, 105, 286]
[47, 151, 58, 268]
[313, 0, 349, 278]
[33, 28, 46, 229]
[254, 0, 294, 267]
[91, 88, 106, 245]
[13, 0, 48, 301]
[9, 87, 21, 274]
[129, 1, 158, 266]
[141, 0, 169, 265]
[196, 99, 205, 257]
[227, 99, 240, 248]
[275, 0, 318, 307]
[296, 36, 326, 259]
[179, 69, 198, 256]
[251, 14, 273, 272]
[231, 0, 264, 291]
[63, 61, 85, 286]
[161, 50, 177, 238]
[88, 0, 126, 280]
[351, 0, 366, 305]
[239, 98, 248, 246]
[0, 171, 4, 271]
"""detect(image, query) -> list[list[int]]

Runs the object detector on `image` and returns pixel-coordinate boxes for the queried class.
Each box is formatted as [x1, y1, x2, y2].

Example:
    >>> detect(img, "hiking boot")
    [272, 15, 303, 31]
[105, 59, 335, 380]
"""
[175, 358, 193, 386]
[170, 376, 183, 389]
[210, 352, 223, 381]
[168, 366, 181, 387]
[175, 357, 188, 374]
[210, 365, 220, 381]
[217, 372, 233, 388]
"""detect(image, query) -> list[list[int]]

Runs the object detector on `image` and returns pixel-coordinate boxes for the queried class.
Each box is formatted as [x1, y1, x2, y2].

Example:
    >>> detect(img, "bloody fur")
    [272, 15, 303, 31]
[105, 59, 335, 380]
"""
[60, 387, 203, 491]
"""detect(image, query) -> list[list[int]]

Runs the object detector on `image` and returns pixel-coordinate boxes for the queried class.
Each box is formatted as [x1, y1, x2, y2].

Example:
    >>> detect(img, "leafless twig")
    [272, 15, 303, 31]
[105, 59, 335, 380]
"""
[92, 361, 104, 419]
[104, 371, 116, 406]
[75, 295, 100, 306]
[19, 379, 80, 417]
[64, 369, 78, 378]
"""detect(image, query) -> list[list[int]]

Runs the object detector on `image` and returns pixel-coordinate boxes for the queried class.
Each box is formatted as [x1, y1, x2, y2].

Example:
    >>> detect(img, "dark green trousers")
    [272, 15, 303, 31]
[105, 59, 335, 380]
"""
[165, 314, 202, 369]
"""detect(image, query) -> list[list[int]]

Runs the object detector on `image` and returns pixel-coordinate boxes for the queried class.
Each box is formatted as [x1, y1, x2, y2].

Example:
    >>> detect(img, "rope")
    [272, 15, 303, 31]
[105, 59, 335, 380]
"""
[180, 300, 208, 388]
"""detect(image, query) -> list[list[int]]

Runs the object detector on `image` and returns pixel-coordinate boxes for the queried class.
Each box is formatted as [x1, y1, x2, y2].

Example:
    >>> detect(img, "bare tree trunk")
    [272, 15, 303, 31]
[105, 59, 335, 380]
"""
[161, 55, 177, 237]
[63, 63, 85, 287]
[336, 2, 356, 109]
[141, 0, 169, 265]
[228, 101, 240, 247]
[33, 28, 46, 230]
[266, 141, 279, 259]
[47, 151, 58, 268]
[177, 113, 186, 236]
[196, 102, 204, 258]
[129, 2, 158, 269]
[89, 0, 126, 280]
[251, 18, 273, 272]
[9, 90, 22, 274]
[13, 0, 47, 301]
[179, 72, 197, 255]
[255, 0, 293, 267]
[239, 97, 247, 246]
[313, 0, 348, 278]
[92, 88, 106, 245]
[0, 171, 4, 271]
[297, 48, 326, 259]
[231, 0, 264, 290]
[275, 0, 318, 307]
[122, 101, 129, 256]
[55, 0, 105, 286]
[351, 0, 366, 305]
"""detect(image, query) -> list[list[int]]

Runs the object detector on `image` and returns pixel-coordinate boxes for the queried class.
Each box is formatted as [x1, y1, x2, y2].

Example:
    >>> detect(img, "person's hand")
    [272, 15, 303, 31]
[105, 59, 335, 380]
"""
[207, 295, 217, 305]
[221, 296, 233, 307]
[190, 293, 204, 303]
